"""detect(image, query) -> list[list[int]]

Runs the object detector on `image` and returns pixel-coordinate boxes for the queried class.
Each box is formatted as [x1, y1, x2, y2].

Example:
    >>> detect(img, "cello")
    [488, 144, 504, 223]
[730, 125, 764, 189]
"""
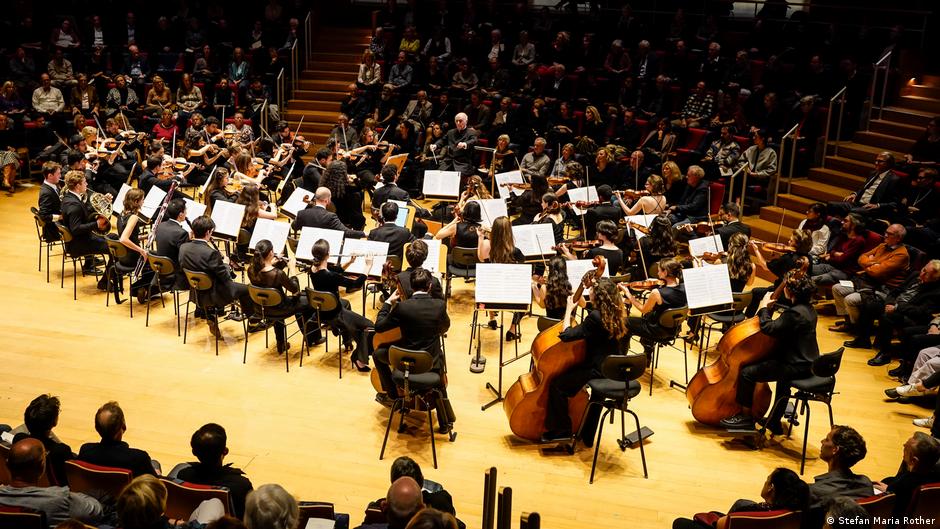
[502, 256, 606, 442]
[685, 258, 810, 426]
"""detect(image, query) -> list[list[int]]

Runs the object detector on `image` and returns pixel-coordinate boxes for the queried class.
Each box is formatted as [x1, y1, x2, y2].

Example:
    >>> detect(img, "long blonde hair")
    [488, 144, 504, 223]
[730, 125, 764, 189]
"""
[727, 233, 753, 283]
[593, 278, 627, 339]
[488, 216, 518, 263]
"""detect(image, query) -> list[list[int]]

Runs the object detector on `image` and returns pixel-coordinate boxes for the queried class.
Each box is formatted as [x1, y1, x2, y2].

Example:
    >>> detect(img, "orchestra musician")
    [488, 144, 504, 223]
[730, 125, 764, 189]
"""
[234, 183, 277, 261]
[429, 112, 478, 177]
[153, 198, 192, 291]
[714, 202, 751, 247]
[541, 277, 628, 444]
[37, 161, 63, 242]
[60, 170, 112, 281]
[718, 272, 819, 435]
[291, 187, 366, 240]
[533, 191, 566, 244]
[532, 256, 578, 320]
[368, 202, 415, 261]
[582, 185, 620, 240]
[630, 215, 677, 279]
[746, 230, 814, 316]
[511, 175, 550, 226]
[434, 200, 482, 248]
[398, 240, 444, 300]
[558, 220, 624, 275]
[685, 232, 755, 343]
[320, 160, 366, 232]
[204, 168, 238, 211]
[477, 216, 526, 341]
[116, 188, 157, 303]
[373, 164, 410, 208]
[373, 267, 455, 434]
[615, 174, 668, 216]
[620, 258, 687, 359]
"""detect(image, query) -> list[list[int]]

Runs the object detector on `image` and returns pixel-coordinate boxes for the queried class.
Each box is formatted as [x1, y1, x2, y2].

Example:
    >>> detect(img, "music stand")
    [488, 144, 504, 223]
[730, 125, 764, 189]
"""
[422, 169, 460, 224]
[474, 145, 497, 195]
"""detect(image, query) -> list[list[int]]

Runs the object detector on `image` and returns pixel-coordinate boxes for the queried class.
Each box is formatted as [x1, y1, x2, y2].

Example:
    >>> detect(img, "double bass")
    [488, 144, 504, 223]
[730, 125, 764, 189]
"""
[503, 256, 606, 441]
[685, 257, 810, 425]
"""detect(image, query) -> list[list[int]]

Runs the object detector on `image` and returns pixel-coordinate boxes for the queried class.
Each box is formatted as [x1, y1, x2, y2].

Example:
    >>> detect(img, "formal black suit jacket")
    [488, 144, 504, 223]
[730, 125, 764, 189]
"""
[375, 292, 450, 370]
[373, 183, 410, 207]
[674, 180, 709, 222]
[61, 191, 105, 256]
[78, 439, 157, 477]
[38, 182, 62, 241]
[178, 239, 239, 306]
[154, 219, 191, 288]
[758, 302, 819, 368]
[717, 220, 751, 247]
[854, 170, 900, 211]
[176, 463, 253, 518]
[291, 204, 366, 239]
[584, 203, 623, 239]
[398, 269, 444, 300]
[435, 126, 478, 175]
[368, 223, 414, 260]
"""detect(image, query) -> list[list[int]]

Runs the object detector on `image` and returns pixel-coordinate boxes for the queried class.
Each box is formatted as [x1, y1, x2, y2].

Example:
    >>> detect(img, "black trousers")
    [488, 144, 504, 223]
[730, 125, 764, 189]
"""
[545, 364, 601, 434]
[626, 316, 671, 356]
[737, 358, 811, 423]
[373, 348, 454, 428]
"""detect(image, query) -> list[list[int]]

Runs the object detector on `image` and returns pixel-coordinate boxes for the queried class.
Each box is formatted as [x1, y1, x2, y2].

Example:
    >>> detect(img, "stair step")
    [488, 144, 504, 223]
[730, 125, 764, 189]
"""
[311, 42, 369, 54]
[285, 121, 335, 134]
[284, 109, 341, 120]
[897, 95, 940, 114]
[910, 84, 940, 100]
[288, 99, 342, 112]
[758, 206, 804, 228]
[789, 179, 852, 202]
[292, 89, 347, 102]
[831, 141, 904, 165]
[305, 69, 359, 81]
[318, 28, 373, 38]
[311, 52, 364, 63]
[297, 79, 354, 92]
[818, 158, 871, 181]
[880, 106, 934, 127]
[744, 217, 796, 245]
[303, 61, 359, 72]
[852, 131, 914, 153]
[868, 119, 925, 141]
[775, 193, 816, 212]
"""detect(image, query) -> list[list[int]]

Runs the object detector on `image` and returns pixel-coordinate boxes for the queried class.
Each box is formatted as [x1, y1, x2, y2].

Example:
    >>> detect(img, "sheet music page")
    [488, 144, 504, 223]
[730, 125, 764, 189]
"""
[688, 234, 724, 257]
[412, 238, 443, 275]
[564, 259, 610, 297]
[280, 187, 315, 218]
[111, 184, 132, 215]
[210, 201, 246, 238]
[388, 199, 408, 208]
[184, 198, 207, 221]
[140, 186, 168, 220]
[304, 518, 335, 529]
[475, 263, 533, 305]
[340, 239, 389, 276]
[684, 264, 733, 310]
[422, 170, 461, 198]
[511, 223, 556, 256]
[494, 170, 525, 199]
[296, 227, 345, 263]
[625, 214, 658, 240]
[472, 198, 508, 227]
[566, 186, 598, 216]
[248, 218, 291, 254]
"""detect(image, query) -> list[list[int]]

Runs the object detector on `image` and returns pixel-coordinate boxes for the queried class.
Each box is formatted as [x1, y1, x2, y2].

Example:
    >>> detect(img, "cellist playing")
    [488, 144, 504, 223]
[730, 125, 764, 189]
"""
[718, 270, 819, 435]
[542, 276, 628, 445]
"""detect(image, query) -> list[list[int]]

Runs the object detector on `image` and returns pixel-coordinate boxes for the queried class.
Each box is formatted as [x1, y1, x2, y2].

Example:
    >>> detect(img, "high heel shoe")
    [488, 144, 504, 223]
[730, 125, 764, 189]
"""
[505, 330, 521, 341]
[354, 360, 371, 372]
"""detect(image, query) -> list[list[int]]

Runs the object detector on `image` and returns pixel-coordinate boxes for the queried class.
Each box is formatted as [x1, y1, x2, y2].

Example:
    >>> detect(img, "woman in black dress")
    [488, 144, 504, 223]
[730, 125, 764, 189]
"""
[532, 255, 574, 320]
[116, 188, 156, 302]
[435, 199, 483, 248]
[321, 160, 366, 231]
[478, 215, 527, 341]
[620, 258, 687, 358]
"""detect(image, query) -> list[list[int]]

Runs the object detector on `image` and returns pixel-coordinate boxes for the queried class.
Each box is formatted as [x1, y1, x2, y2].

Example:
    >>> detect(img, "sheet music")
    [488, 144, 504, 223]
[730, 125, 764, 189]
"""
[388, 199, 408, 208]
[683, 264, 733, 311]
[472, 198, 508, 227]
[209, 200, 246, 238]
[111, 184, 133, 215]
[565, 259, 610, 297]
[391, 205, 410, 228]
[625, 214, 657, 240]
[296, 227, 345, 263]
[140, 186, 168, 220]
[304, 518, 335, 529]
[199, 166, 217, 198]
[410, 238, 443, 275]
[494, 170, 525, 199]
[280, 187, 315, 218]
[566, 186, 598, 216]
[340, 239, 389, 276]
[688, 234, 724, 257]
[422, 170, 461, 198]
[475, 263, 533, 305]
[248, 218, 291, 254]
[512, 223, 557, 256]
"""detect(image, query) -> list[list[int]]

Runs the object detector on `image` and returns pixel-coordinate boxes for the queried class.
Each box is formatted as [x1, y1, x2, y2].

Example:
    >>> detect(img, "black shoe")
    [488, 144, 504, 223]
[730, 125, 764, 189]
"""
[719, 413, 755, 430]
[756, 417, 784, 436]
[868, 351, 892, 366]
[828, 322, 854, 333]
[92, 256, 106, 266]
[136, 287, 149, 305]
[539, 429, 573, 444]
[345, 285, 362, 294]
[487, 319, 498, 330]
[207, 319, 221, 338]
[505, 330, 520, 341]
[83, 264, 101, 274]
[228, 310, 247, 322]
[308, 336, 327, 347]
[375, 394, 395, 408]
[277, 342, 291, 354]
[247, 321, 267, 333]
[354, 360, 371, 372]
[438, 423, 454, 435]
[844, 337, 872, 349]
[193, 308, 206, 319]
[885, 387, 901, 399]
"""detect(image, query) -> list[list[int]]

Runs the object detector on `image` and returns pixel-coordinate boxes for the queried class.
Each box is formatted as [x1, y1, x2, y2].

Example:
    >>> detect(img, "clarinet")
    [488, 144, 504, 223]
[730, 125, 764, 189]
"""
[134, 181, 178, 279]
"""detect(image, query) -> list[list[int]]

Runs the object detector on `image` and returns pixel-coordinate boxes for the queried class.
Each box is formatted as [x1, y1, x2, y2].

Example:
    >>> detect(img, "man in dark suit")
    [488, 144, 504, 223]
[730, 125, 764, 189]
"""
[399, 240, 444, 299]
[37, 161, 63, 242]
[373, 164, 410, 208]
[172, 423, 253, 518]
[153, 198, 191, 290]
[430, 112, 478, 177]
[77, 401, 158, 477]
[368, 202, 415, 260]
[716, 202, 751, 247]
[667, 165, 710, 226]
[374, 268, 455, 432]
[178, 215, 254, 336]
[583, 185, 622, 240]
[60, 170, 111, 276]
[291, 187, 366, 239]
[828, 152, 901, 219]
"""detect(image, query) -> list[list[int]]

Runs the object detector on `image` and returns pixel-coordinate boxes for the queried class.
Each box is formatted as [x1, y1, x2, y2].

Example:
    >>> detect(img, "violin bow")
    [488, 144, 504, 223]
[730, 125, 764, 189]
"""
[170, 128, 176, 159]
[706, 184, 720, 255]
[774, 207, 787, 245]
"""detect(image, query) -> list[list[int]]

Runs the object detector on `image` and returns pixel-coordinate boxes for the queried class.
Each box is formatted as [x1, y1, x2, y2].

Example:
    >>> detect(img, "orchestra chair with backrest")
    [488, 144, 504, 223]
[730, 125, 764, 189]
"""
[182, 269, 239, 356]
[0, 506, 45, 529]
[701, 291, 754, 364]
[445, 246, 478, 301]
[161, 478, 233, 522]
[55, 223, 107, 300]
[856, 493, 895, 529]
[304, 288, 352, 376]
[379, 346, 454, 469]
[244, 284, 304, 372]
[64, 460, 133, 499]
[647, 306, 689, 395]
[30, 206, 64, 283]
[570, 354, 649, 484]
[145, 254, 186, 332]
[104, 237, 138, 317]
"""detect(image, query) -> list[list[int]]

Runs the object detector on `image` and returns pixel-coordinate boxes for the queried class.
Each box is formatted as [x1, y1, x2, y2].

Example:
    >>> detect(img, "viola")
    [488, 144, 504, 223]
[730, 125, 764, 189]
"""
[761, 242, 795, 255]
[553, 240, 601, 253]
[501, 182, 532, 191]
[572, 255, 606, 303]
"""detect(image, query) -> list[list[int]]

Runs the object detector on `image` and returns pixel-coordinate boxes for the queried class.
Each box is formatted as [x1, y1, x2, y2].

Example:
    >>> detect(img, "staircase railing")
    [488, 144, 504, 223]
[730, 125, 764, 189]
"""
[821, 85, 848, 168]
[304, 11, 313, 69]
[866, 50, 893, 130]
[772, 122, 800, 206]
[276, 69, 285, 114]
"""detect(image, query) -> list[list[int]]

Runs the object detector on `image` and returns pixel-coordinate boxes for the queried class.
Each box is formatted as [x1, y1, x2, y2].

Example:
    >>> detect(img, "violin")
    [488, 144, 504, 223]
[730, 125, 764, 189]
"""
[760, 242, 795, 255]
[615, 189, 650, 201]
[565, 200, 601, 209]
[701, 251, 727, 262]
[626, 221, 650, 235]
[681, 220, 726, 236]
[572, 255, 606, 303]
[547, 176, 569, 187]
[625, 278, 664, 290]
[552, 240, 601, 253]
[500, 182, 532, 191]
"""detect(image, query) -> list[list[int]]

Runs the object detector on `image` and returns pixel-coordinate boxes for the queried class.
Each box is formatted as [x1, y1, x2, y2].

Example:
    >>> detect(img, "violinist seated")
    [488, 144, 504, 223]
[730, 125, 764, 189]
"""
[234, 183, 278, 262]
[368, 202, 415, 261]
[291, 187, 366, 240]
[116, 189, 158, 302]
[718, 273, 820, 436]
[541, 278, 629, 445]
[204, 168, 239, 212]
[434, 200, 482, 249]
[373, 164, 410, 208]
[714, 203, 750, 248]
[531, 192, 566, 244]
[373, 268, 455, 432]
[399, 240, 444, 300]
[103, 118, 140, 172]
[558, 220, 624, 277]
[620, 258, 687, 359]
[614, 174, 668, 217]
[746, 230, 814, 317]
[477, 215, 527, 341]
[511, 176, 550, 226]
[665, 165, 709, 227]
[532, 256, 586, 320]
[582, 185, 621, 240]
[139, 156, 192, 198]
[247, 239, 324, 353]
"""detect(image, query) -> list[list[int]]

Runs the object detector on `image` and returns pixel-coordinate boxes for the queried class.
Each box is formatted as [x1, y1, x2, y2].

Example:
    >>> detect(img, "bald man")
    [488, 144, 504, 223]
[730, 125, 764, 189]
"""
[356, 476, 425, 529]
[78, 401, 158, 477]
[430, 112, 478, 177]
[0, 439, 103, 526]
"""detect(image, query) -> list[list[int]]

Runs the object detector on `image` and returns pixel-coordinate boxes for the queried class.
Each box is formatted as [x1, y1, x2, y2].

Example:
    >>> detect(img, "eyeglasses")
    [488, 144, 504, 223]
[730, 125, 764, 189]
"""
[885, 231, 901, 237]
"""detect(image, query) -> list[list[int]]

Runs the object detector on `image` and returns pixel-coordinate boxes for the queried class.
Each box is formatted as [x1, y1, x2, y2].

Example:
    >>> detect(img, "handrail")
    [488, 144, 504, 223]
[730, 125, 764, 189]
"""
[867, 50, 893, 130]
[260, 99, 269, 133]
[276, 69, 285, 116]
[772, 123, 800, 206]
[821, 85, 848, 167]
[304, 11, 313, 70]
[291, 40, 299, 93]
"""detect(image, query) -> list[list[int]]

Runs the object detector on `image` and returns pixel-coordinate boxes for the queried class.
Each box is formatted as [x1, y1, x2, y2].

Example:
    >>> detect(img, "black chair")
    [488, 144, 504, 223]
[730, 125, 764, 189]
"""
[647, 306, 689, 395]
[104, 238, 138, 316]
[305, 288, 348, 376]
[365, 255, 403, 309]
[30, 206, 64, 283]
[182, 269, 238, 356]
[0, 505, 45, 529]
[702, 291, 753, 361]
[379, 346, 455, 469]
[244, 285, 304, 372]
[572, 354, 648, 483]
[536, 316, 561, 332]
[55, 223, 106, 300]
[145, 254, 186, 333]
[445, 246, 478, 300]
[768, 347, 845, 474]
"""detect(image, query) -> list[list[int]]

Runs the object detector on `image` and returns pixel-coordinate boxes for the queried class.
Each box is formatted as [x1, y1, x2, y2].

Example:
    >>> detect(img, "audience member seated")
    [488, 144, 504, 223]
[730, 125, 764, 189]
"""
[244, 484, 298, 529]
[828, 152, 901, 220]
[366, 457, 460, 525]
[811, 214, 867, 286]
[873, 432, 940, 516]
[809, 426, 873, 509]
[170, 423, 253, 519]
[77, 400, 159, 477]
[357, 477, 425, 529]
[11, 394, 74, 486]
[117, 474, 225, 529]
